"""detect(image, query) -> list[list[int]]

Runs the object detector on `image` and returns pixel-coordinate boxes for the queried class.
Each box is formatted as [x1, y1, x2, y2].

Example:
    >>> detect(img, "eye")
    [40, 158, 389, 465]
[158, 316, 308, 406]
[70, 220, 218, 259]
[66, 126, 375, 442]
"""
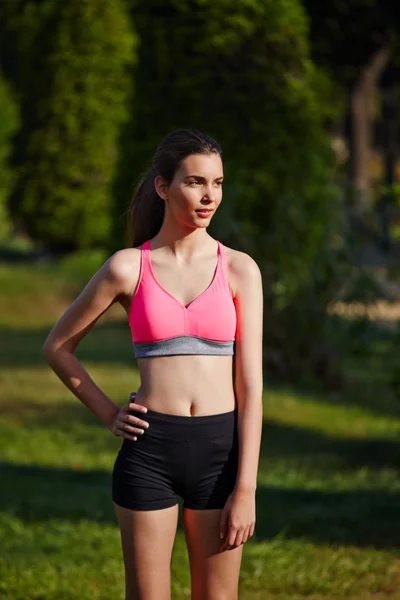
[188, 180, 201, 186]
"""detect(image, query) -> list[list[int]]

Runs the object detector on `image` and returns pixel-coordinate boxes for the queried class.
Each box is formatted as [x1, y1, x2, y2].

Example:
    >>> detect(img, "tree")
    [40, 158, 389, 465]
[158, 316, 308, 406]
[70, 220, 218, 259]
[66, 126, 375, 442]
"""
[1, 0, 137, 252]
[0, 71, 20, 239]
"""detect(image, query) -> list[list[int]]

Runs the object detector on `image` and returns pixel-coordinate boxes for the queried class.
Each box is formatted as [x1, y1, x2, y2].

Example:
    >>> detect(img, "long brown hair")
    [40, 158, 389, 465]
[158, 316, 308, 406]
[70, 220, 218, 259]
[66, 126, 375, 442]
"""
[127, 128, 223, 247]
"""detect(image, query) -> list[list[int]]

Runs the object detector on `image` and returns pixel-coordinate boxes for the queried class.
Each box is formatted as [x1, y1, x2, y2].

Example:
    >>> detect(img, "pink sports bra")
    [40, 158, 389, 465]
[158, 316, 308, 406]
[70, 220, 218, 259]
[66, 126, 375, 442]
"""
[128, 239, 237, 358]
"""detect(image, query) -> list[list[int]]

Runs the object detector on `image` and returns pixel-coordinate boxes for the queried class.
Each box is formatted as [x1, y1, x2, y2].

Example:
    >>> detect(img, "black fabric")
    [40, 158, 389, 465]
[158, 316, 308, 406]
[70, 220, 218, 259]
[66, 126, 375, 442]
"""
[112, 407, 238, 511]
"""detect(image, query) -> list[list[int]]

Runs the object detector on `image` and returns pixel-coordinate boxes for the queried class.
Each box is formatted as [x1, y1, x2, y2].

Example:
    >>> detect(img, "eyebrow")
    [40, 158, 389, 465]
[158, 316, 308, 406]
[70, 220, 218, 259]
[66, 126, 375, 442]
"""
[183, 175, 224, 180]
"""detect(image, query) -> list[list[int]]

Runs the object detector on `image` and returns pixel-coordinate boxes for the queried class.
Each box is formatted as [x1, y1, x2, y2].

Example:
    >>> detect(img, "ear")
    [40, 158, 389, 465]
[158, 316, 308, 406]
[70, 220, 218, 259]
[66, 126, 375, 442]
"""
[154, 175, 168, 200]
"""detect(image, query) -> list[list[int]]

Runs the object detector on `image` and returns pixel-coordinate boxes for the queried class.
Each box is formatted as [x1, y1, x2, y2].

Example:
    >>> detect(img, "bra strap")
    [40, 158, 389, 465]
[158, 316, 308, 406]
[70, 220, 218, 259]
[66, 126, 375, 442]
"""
[139, 239, 151, 273]
[217, 240, 229, 281]
[217, 241, 234, 299]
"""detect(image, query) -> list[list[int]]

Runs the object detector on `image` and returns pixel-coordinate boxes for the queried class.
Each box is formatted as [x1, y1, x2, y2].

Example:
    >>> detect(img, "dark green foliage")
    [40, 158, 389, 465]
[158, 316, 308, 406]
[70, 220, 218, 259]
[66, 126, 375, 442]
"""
[7, 0, 136, 252]
[0, 72, 20, 239]
[0, 0, 57, 225]
[302, 0, 400, 85]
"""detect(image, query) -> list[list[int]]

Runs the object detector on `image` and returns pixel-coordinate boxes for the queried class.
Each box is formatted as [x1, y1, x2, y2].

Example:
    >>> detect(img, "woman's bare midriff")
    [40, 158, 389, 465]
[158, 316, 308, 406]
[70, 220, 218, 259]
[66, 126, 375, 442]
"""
[134, 354, 236, 416]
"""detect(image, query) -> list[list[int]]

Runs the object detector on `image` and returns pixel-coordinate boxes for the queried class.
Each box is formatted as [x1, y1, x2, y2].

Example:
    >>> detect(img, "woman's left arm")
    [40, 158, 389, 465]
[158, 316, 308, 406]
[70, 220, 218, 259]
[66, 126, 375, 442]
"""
[220, 252, 264, 551]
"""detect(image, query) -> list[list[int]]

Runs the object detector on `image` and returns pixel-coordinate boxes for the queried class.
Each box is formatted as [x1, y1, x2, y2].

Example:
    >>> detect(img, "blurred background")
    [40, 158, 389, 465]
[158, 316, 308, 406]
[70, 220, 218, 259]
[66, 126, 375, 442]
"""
[1, 1, 400, 599]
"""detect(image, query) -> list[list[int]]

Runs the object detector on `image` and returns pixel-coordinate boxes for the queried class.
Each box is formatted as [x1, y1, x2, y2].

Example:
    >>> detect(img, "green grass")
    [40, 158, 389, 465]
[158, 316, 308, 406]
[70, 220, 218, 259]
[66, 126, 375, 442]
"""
[1, 257, 400, 599]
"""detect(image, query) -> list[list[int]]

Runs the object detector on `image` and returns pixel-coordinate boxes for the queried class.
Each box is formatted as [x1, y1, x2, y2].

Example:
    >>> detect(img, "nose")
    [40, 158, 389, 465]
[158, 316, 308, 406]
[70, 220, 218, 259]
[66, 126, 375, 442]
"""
[203, 185, 216, 201]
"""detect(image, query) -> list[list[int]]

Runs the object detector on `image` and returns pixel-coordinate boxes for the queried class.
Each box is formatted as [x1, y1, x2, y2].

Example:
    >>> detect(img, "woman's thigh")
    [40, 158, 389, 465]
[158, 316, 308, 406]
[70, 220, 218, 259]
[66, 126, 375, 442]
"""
[183, 507, 243, 600]
[113, 502, 179, 600]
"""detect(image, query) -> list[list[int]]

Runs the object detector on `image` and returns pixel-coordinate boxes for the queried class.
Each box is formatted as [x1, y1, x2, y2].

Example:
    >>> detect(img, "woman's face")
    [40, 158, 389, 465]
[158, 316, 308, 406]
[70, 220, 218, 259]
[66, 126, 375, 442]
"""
[155, 153, 223, 228]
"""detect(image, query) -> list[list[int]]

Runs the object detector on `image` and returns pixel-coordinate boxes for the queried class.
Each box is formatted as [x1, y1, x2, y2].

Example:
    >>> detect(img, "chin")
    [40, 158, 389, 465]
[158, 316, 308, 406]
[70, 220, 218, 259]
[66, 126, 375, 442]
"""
[194, 221, 209, 228]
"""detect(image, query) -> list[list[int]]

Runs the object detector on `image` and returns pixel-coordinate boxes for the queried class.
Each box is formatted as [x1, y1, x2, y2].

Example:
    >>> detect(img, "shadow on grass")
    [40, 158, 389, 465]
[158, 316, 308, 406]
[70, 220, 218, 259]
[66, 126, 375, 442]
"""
[0, 460, 117, 523]
[0, 400, 127, 430]
[254, 485, 400, 549]
[0, 322, 135, 367]
[1, 460, 399, 549]
[261, 420, 400, 471]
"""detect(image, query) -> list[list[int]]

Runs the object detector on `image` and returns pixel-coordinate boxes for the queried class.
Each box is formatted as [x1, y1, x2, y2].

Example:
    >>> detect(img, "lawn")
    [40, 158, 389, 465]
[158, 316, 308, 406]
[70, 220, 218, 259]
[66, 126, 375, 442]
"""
[1, 254, 400, 599]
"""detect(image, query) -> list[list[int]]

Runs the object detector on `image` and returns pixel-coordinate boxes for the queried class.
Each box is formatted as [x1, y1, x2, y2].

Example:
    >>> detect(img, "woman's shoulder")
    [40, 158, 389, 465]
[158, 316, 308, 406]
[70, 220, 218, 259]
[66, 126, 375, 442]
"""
[220, 242, 259, 274]
[105, 247, 142, 295]
[109, 246, 141, 270]
[219, 242, 261, 298]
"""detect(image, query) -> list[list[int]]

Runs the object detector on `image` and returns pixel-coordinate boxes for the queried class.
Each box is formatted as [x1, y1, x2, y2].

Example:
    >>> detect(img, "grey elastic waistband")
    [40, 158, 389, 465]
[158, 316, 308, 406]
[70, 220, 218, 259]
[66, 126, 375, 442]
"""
[133, 336, 235, 358]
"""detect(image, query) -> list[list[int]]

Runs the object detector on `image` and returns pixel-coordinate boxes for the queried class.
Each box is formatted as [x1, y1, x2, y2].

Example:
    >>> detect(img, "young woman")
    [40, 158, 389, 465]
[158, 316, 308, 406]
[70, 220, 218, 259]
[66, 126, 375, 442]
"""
[43, 128, 264, 600]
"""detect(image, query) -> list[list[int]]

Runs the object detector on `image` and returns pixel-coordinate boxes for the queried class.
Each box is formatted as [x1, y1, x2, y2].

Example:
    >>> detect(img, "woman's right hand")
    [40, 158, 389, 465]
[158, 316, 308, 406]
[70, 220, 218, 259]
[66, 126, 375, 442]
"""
[108, 392, 149, 441]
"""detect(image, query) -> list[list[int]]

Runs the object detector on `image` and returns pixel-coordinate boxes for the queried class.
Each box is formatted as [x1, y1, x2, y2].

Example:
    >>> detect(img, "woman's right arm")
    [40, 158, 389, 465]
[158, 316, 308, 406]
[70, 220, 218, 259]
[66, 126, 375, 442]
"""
[42, 249, 148, 439]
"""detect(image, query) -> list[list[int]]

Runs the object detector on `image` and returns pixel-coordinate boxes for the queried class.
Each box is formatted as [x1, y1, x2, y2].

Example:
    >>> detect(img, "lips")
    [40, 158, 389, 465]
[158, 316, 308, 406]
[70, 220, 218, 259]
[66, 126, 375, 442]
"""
[196, 209, 213, 214]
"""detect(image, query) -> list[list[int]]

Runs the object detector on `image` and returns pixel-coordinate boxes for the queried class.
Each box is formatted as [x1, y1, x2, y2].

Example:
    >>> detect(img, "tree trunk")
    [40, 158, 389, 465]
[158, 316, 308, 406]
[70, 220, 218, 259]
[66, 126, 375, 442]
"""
[351, 42, 393, 213]
[379, 70, 396, 251]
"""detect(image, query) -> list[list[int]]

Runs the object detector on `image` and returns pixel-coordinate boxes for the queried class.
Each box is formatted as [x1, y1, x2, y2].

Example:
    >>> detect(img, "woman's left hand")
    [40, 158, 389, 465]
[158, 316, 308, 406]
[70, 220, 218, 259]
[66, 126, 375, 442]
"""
[219, 487, 256, 552]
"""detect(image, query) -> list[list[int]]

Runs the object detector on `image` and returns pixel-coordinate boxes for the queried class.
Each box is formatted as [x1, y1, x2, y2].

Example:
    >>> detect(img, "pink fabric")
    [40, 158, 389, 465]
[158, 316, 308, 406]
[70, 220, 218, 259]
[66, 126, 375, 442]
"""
[128, 239, 237, 344]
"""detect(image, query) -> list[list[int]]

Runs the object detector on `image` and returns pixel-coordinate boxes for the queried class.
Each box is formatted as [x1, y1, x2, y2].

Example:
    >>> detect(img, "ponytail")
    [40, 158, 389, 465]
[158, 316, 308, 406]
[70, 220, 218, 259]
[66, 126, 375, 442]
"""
[127, 167, 165, 248]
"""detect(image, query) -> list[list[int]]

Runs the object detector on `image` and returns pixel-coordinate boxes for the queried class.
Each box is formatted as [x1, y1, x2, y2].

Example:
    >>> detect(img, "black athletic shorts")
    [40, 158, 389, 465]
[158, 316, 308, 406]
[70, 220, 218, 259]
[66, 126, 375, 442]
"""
[112, 407, 238, 511]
